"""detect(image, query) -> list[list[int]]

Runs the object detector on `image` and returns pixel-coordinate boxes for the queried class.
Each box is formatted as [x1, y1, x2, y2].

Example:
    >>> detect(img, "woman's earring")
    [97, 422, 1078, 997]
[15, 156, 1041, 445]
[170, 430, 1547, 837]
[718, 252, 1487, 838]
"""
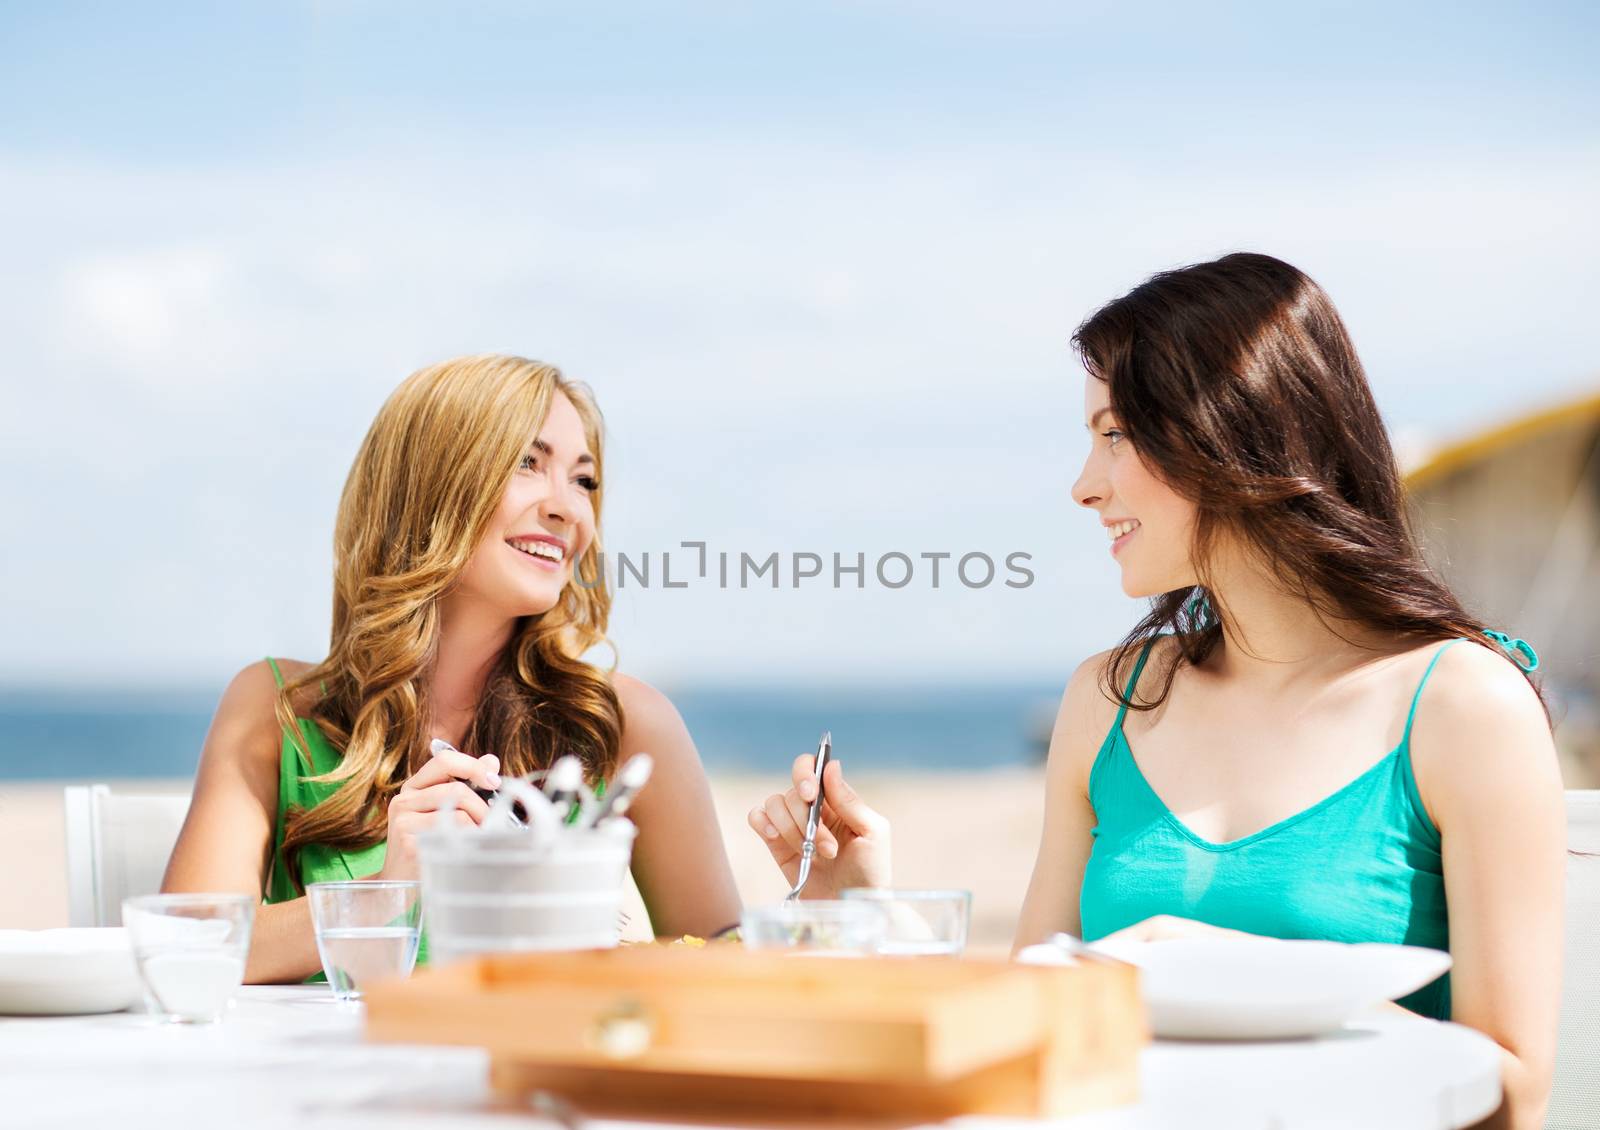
[1185, 590, 1217, 631]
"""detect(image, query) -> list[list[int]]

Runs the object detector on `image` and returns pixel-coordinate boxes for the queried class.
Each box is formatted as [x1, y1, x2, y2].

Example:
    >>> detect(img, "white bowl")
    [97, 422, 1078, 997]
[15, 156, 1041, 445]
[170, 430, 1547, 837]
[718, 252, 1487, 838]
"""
[1018, 936, 1451, 1040]
[0, 928, 142, 1016]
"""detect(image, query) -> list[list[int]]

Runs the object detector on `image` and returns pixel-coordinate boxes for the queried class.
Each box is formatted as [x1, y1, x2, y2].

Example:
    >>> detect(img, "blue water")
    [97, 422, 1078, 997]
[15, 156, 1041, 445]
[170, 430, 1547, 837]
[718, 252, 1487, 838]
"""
[0, 684, 1059, 781]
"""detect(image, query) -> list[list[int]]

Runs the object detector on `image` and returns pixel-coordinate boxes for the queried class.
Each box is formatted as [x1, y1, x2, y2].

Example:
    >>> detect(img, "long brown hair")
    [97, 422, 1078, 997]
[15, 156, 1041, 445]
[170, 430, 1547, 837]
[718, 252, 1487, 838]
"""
[1071, 252, 1546, 716]
[274, 355, 623, 887]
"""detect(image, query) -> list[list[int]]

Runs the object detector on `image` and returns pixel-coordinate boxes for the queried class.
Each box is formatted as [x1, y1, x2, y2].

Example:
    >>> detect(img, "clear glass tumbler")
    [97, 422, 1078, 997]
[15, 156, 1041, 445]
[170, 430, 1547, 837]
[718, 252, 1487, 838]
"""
[122, 893, 254, 1023]
[840, 888, 971, 955]
[306, 880, 423, 1001]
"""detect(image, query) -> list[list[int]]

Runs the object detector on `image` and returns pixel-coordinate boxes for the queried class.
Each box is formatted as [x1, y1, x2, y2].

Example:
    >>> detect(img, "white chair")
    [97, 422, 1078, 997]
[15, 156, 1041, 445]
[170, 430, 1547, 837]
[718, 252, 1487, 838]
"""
[1548, 789, 1600, 1129]
[63, 785, 191, 927]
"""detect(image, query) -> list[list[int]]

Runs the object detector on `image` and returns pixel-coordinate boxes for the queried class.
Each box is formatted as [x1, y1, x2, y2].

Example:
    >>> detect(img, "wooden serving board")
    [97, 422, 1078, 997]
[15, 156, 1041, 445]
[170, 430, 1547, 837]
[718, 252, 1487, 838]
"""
[362, 946, 1145, 1121]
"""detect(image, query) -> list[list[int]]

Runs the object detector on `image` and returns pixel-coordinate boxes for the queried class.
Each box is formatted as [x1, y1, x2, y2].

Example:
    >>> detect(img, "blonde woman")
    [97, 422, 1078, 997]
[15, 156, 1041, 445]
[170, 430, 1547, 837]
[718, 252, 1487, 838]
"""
[164, 355, 742, 982]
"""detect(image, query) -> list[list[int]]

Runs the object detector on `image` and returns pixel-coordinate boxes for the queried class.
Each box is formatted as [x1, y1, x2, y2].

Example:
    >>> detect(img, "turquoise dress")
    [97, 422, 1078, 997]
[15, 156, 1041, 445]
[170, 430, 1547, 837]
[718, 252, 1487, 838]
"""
[1078, 634, 1533, 1020]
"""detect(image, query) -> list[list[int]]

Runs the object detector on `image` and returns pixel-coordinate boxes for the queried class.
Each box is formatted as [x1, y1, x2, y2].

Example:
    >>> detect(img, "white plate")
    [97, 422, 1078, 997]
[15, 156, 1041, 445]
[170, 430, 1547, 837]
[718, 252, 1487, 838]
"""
[1017, 936, 1451, 1040]
[0, 928, 143, 1016]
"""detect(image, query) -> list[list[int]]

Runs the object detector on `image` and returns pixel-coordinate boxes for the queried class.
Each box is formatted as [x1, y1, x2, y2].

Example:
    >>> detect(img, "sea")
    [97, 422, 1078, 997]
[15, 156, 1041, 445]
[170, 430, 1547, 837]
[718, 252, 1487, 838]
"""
[0, 683, 1060, 782]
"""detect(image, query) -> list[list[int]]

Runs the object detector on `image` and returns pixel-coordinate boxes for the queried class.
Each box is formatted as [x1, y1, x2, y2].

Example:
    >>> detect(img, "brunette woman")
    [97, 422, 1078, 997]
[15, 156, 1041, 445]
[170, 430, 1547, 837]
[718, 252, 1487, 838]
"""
[753, 254, 1563, 1129]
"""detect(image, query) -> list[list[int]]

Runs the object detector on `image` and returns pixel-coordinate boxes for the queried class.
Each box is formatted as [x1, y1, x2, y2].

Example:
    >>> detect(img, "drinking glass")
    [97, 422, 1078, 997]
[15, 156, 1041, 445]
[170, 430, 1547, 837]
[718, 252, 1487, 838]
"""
[840, 888, 971, 956]
[306, 880, 422, 1001]
[122, 893, 254, 1023]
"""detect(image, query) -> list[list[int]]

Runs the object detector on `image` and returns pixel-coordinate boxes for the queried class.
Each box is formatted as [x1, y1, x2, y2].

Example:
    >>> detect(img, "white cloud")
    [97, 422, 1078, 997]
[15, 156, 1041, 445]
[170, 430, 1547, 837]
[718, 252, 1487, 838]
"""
[1, 138, 1596, 684]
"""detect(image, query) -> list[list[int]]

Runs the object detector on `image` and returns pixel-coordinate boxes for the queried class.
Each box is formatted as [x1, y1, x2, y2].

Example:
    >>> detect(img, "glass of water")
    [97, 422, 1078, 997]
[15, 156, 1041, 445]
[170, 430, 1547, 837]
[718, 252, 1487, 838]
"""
[306, 880, 422, 1001]
[840, 888, 971, 956]
[122, 893, 254, 1023]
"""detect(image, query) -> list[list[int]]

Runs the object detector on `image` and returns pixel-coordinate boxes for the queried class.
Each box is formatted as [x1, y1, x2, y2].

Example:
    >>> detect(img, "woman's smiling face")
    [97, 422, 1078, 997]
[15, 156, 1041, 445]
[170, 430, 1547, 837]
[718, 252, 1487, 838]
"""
[1072, 376, 1200, 598]
[452, 390, 599, 617]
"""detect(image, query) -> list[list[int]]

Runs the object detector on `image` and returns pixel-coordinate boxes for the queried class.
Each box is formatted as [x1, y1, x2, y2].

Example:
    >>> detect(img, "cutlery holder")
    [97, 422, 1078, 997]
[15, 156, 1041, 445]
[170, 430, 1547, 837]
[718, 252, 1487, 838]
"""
[416, 819, 635, 962]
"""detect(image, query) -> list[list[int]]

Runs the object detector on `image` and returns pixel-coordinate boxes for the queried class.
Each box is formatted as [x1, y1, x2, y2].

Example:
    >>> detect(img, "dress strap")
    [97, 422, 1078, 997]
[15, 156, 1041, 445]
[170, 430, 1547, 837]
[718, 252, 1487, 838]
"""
[1400, 639, 1464, 749]
[1400, 630, 1540, 748]
[1114, 638, 1162, 729]
[265, 657, 331, 697]
[1483, 629, 1540, 672]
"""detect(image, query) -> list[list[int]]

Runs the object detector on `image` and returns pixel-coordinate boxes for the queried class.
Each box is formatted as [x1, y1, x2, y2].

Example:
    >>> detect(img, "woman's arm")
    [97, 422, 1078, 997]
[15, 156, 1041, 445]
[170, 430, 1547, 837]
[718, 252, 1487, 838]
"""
[1411, 642, 1566, 1130]
[1013, 650, 1119, 953]
[612, 674, 743, 938]
[160, 660, 325, 984]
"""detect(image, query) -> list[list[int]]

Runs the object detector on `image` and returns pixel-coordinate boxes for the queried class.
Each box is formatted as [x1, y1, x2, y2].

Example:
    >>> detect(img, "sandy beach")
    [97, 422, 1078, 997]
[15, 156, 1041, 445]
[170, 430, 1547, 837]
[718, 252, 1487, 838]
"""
[0, 768, 1045, 956]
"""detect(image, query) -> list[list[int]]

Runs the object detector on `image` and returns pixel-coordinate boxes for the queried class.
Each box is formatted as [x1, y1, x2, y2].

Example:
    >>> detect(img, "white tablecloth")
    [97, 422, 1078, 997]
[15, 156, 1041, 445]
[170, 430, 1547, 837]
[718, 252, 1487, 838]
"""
[0, 986, 1502, 1130]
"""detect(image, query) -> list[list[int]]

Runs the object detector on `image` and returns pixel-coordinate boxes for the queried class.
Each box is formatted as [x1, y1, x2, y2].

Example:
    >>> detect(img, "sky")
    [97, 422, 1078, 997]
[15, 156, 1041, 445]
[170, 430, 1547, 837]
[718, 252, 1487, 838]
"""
[1, 1, 1596, 689]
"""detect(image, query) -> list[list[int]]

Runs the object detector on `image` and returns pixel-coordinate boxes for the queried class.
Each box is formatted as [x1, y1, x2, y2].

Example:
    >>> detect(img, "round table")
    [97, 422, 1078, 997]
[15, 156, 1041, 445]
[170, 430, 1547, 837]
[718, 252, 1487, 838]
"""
[0, 987, 1502, 1129]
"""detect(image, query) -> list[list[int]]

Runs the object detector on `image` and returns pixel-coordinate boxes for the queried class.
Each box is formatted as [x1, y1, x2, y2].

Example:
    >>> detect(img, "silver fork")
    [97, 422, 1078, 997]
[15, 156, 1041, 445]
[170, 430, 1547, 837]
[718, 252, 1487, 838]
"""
[784, 731, 832, 902]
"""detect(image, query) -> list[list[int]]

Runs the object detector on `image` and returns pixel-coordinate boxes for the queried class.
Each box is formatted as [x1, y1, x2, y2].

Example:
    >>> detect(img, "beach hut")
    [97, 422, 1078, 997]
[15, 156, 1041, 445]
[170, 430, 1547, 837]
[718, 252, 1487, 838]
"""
[1404, 389, 1600, 786]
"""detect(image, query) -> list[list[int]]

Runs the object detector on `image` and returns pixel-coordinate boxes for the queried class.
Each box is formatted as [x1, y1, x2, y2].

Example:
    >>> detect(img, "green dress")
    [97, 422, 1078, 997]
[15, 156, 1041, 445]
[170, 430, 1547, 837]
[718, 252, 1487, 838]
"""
[263, 657, 428, 975]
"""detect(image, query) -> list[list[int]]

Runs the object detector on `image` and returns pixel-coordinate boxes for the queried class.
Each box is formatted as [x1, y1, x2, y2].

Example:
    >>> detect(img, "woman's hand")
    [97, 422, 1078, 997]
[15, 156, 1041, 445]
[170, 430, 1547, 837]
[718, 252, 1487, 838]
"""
[1095, 914, 1257, 945]
[375, 746, 500, 882]
[747, 754, 892, 899]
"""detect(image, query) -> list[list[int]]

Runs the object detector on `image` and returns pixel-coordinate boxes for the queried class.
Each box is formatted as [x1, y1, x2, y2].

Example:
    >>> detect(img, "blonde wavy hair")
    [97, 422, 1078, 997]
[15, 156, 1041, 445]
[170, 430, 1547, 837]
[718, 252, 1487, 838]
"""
[274, 355, 622, 885]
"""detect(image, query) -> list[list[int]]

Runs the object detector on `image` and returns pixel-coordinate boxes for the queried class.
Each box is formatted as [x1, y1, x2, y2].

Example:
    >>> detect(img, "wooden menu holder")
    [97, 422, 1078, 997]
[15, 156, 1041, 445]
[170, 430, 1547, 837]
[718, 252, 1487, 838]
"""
[362, 946, 1146, 1122]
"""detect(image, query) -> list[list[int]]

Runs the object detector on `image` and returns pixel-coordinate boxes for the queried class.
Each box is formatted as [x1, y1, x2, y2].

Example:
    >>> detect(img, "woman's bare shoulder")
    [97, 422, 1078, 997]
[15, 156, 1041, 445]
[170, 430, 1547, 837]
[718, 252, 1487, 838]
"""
[207, 658, 317, 772]
[1079, 633, 1183, 712]
[268, 656, 318, 680]
[610, 671, 675, 716]
[1410, 637, 1550, 748]
[1405, 637, 1559, 828]
[1050, 641, 1162, 788]
[607, 673, 709, 792]
[610, 672, 691, 747]
[1063, 646, 1119, 717]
